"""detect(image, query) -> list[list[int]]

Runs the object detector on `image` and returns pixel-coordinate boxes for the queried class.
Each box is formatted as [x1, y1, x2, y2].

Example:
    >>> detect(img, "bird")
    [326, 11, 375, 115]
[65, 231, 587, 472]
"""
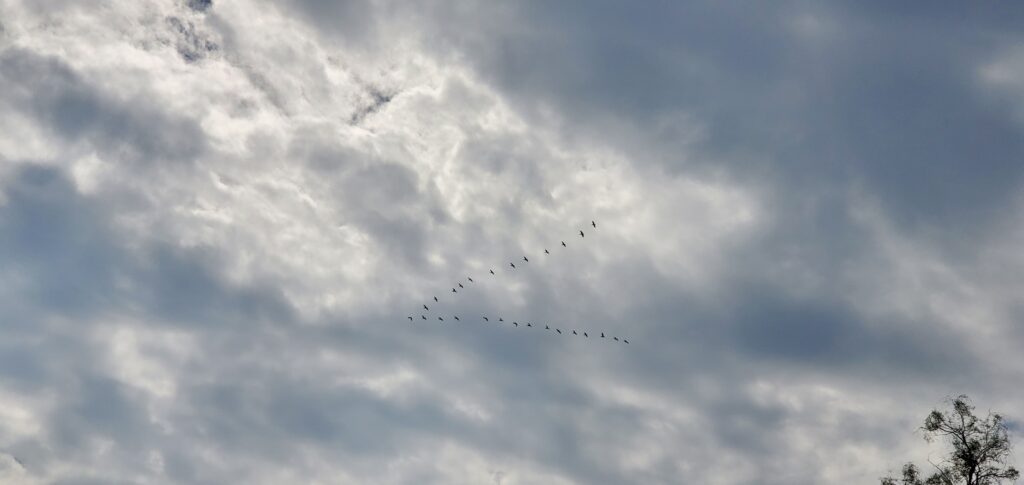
[499, 318, 503, 322]
[510, 262, 516, 269]
[454, 316, 460, 321]
[438, 316, 443, 321]
[544, 249, 550, 254]
[545, 325, 550, 330]
[408, 316, 413, 321]
[490, 269, 495, 275]
[556, 329, 562, 334]
[421, 315, 426, 320]
[452, 288, 457, 293]
[573, 330, 578, 335]
[513, 322, 519, 327]
[433, 296, 438, 302]
[624, 339, 630, 344]
[527, 323, 532, 327]
[561, 241, 567, 247]
[467, 277, 474, 282]
[614, 337, 619, 341]
[592, 220, 596, 228]
[584, 332, 588, 337]
[458, 283, 464, 288]
[579, 230, 585, 237]
[483, 317, 489, 322]
[601, 332, 605, 338]
[523, 256, 529, 262]
[423, 304, 429, 311]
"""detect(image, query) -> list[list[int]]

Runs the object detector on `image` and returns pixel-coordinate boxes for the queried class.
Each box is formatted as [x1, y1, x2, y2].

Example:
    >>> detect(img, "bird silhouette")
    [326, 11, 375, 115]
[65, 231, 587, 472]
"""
[433, 296, 438, 302]
[452, 288, 457, 293]
[601, 332, 605, 338]
[584, 332, 588, 337]
[422, 315, 426, 320]
[438, 316, 443, 321]
[510, 262, 516, 269]
[592, 220, 596, 228]
[579, 230, 585, 237]
[458, 283, 464, 288]
[454, 316, 460, 321]
[523, 256, 529, 262]
[527, 323, 532, 327]
[408, 316, 413, 321]
[544, 249, 550, 254]
[545, 325, 550, 330]
[573, 330, 578, 335]
[483, 316, 489, 322]
[513, 322, 519, 327]
[467, 277, 474, 282]
[556, 329, 562, 334]
[624, 339, 630, 344]
[561, 241, 567, 247]
[490, 269, 495, 275]
[423, 305, 429, 311]
[499, 318, 503, 322]
[613, 337, 619, 341]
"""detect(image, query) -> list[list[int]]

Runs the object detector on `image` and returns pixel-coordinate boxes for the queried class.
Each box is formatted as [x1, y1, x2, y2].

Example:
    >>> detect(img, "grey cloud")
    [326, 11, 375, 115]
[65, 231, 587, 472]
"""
[0, 48, 207, 164]
[4, 1, 1024, 484]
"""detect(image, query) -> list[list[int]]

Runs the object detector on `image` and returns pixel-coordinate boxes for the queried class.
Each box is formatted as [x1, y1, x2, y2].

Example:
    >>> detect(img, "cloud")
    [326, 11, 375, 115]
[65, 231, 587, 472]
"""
[0, 1, 1022, 484]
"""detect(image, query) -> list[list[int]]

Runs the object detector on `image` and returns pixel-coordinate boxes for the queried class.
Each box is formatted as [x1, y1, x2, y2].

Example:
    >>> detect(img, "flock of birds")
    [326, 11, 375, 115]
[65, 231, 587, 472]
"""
[408, 221, 631, 344]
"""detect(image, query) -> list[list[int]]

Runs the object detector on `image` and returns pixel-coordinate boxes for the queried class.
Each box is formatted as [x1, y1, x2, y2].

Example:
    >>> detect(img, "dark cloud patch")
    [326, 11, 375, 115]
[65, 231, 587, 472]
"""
[167, 16, 219, 63]
[348, 85, 398, 125]
[186, 0, 213, 13]
[0, 48, 207, 164]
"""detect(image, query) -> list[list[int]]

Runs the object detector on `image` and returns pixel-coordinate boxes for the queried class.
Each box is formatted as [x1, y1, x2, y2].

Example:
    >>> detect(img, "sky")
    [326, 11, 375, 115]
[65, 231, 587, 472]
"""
[1, 1, 1024, 484]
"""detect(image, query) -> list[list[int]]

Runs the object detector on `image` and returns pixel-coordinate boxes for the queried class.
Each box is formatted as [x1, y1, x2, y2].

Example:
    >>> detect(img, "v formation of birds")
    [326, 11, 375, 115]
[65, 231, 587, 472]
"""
[407, 220, 630, 344]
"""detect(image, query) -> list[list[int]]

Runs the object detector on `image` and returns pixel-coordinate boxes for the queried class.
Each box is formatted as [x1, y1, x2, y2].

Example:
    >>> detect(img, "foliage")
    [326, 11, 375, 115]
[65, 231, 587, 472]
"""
[882, 395, 1019, 485]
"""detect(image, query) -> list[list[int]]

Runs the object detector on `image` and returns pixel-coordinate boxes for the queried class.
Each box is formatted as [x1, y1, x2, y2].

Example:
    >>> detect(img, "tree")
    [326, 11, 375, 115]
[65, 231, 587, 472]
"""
[881, 395, 1019, 485]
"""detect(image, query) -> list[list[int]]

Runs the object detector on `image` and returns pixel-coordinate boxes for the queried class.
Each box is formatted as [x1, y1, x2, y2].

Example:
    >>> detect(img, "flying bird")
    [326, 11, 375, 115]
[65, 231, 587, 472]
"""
[513, 322, 519, 327]
[433, 296, 438, 302]
[421, 315, 426, 320]
[573, 330, 578, 335]
[454, 316, 460, 321]
[499, 318, 503, 322]
[601, 332, 605, 338]
[438, 317, 443, 321]
[584, 332, 588, 338]
[579, 230, 585, 237]
[527, 323, 532, 327]
[614, 337, 619, 341]
[483, 317, 489, 322]
[523, 256, 529, 262]
[458, 283, 464, 289]
[624, 339, 630, 344]
[561, 241, 567, 247]
[423, 304, 429, 311]
[510, 262, 516, 269]
[556, 329, 562, 334]
[467, 277, 474, 282]
[408, 316, 413, 321]
[545, 325, 550, 330]
[544, 249, 550, 254]
[452, 288, 457, 293]
[592, 220, 596, 228]
[490, 269, 495, 275]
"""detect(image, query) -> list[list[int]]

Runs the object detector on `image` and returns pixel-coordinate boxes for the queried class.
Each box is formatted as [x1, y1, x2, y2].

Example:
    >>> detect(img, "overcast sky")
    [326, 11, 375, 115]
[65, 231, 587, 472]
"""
[2, 1, 1024, 484]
